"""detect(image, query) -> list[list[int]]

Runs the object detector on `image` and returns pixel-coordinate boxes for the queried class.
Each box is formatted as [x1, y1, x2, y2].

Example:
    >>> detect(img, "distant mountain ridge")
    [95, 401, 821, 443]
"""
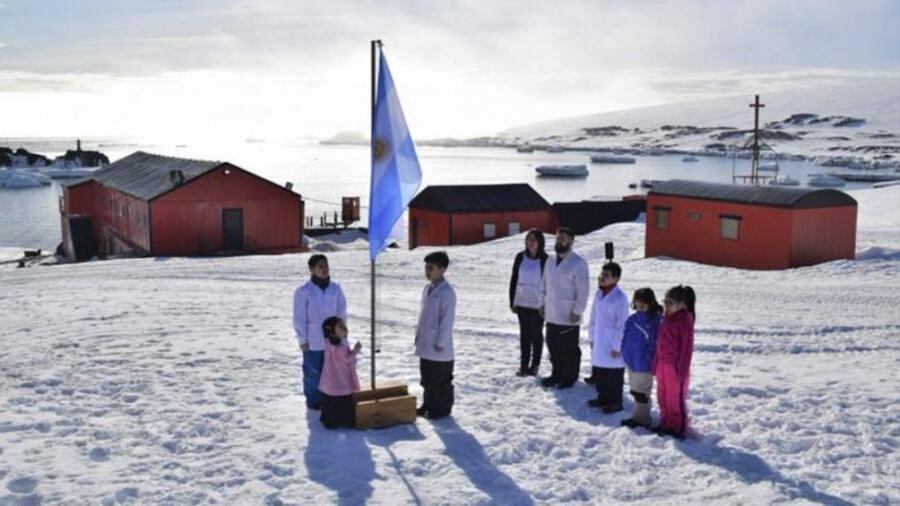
[495, 77, 900, 162]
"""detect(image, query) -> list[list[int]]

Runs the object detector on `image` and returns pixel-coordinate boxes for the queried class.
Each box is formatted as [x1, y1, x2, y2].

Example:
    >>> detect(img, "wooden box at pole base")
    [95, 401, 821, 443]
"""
[353, 379, 417, 430]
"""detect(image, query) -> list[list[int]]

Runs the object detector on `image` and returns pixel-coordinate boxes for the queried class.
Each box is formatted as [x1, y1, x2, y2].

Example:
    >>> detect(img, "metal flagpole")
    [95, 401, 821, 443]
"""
[370, 39, 382, 391]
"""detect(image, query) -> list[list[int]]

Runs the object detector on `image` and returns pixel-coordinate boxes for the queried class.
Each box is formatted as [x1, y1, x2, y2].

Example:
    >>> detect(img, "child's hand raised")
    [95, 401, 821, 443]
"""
[353, 342, 362, 354]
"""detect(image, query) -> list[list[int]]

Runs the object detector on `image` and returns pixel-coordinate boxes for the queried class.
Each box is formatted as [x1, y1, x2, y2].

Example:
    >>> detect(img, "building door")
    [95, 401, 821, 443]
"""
[223, 208, 244, 251]
[411, 217, 419, 249]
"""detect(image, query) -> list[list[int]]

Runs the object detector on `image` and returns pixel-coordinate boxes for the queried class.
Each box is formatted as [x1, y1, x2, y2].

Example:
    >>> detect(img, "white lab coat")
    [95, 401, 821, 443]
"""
[415, 281, 457, 362]
[588, 285, 629, 368]
[293, 280, 348, 351]
[540, 252, 590, 326]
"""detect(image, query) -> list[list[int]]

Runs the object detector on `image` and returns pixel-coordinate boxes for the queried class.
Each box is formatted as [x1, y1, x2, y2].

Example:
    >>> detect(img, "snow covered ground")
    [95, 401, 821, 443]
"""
[1, 186, 898, 505]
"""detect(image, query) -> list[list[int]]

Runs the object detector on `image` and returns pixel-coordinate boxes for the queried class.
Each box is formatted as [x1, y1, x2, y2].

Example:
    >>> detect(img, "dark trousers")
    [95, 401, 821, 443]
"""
[320, 394, 355, 429]
[516, 308, 544, 370]
[546, 323, 581, 386]
[593, 366, 625, 407]
[420, 359, 455, 417]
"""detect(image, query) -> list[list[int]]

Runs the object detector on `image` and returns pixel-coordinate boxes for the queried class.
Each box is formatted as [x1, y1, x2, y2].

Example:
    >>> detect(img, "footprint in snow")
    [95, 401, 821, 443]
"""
[89, 447, 110, 462]
[6, 476, 38, 494]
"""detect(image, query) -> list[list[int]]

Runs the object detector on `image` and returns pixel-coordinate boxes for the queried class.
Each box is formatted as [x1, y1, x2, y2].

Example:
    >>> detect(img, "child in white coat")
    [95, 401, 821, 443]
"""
[293, 254, 348, 410]
[587, 262, 630, 413]
[414, 251, 457, 420]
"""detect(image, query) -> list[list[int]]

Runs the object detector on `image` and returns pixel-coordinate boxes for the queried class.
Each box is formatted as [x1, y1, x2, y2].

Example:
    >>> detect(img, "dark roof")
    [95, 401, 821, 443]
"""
[66, 151, 224, 201]
[409, 184, 551, 213]
[649, 179, 857, 209]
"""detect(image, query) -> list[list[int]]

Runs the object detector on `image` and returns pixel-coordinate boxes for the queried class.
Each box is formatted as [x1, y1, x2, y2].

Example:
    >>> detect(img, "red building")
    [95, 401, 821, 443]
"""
[61, 151, 305, 259]
[645, 179, 857, 270]
[408, 184, 554, 248]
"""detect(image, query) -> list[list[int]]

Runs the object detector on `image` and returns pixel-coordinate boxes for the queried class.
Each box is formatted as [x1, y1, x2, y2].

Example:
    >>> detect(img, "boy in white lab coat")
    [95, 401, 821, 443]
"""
[293, 254, 348, 410]
[587, 262, 629, 413]
[414, 251, 457, 419]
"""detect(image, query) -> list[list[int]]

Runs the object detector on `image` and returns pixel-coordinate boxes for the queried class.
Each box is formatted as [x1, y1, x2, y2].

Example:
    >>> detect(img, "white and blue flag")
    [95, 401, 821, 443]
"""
[368, 51, 423, 260]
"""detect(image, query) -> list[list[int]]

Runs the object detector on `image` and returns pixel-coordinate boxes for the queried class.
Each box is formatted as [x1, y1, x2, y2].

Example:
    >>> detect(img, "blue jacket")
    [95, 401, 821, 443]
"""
[621, 311, 662, 372]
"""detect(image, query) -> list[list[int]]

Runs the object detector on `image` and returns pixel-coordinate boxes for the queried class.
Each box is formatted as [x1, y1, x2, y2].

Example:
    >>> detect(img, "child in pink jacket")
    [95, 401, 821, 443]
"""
[653, 285, 696, 440]
[319, 316, 362, 429]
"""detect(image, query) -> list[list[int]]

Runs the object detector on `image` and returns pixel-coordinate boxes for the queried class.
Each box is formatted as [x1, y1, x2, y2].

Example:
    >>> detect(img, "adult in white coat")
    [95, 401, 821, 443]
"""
[293, 254, 348, 409]
[587, 262, 630, 413]
[539, 227, 591, 389]
[415, 251, 457, 419]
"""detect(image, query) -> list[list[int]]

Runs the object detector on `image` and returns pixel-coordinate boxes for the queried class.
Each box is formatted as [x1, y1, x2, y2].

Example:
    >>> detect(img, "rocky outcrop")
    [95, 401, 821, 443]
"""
[53, 150, 110, 167]
[0, 145, 109, 168]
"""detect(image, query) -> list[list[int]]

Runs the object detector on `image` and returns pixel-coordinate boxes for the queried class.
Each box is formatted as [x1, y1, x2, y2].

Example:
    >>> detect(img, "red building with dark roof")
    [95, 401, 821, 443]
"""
[61, 151, 305, 259]
[645, 179, 857, 270]
[408, 184, 555, 248]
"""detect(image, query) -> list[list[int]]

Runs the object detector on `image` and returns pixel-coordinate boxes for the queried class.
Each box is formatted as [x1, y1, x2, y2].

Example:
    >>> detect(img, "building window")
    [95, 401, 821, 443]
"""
[653, 207, 671, 230]
[687, 212, 701, 221]
[720, 215, 741, 240]
[483, 223, 496, 239]
[508, 222, 521, 236]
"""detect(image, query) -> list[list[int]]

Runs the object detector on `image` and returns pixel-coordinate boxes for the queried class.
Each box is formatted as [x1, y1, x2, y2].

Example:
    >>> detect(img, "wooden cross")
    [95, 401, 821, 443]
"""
[749, 94, 765, 142]
[748, 95, 765, 183]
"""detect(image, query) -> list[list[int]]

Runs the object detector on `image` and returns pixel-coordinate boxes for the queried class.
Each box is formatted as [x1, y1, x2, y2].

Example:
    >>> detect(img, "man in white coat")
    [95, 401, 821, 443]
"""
[539, 227, 591, 389]
[293, 254, 348, 410]
[415, 251, 457, 419]
[587, 261, 630, 413]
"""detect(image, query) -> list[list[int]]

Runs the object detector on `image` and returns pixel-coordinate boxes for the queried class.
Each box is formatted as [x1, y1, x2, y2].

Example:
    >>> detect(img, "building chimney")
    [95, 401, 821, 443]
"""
[76, 139, 81, 152]
[169, 169, 185, 185]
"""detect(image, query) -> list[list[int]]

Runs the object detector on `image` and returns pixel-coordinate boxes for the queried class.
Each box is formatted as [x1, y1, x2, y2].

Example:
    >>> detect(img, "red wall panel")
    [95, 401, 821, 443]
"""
[151, 165, 303, 255]
[409, 209, 450, 249]
[789, 206, 857, 266]
[410, 208, 555, 248]
[450, 210, 555, 245]
[645, 195, 793, 270]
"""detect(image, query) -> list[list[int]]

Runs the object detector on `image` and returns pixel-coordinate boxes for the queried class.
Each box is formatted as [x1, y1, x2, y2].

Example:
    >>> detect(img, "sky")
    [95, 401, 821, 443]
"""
[0, 0, 898, 141]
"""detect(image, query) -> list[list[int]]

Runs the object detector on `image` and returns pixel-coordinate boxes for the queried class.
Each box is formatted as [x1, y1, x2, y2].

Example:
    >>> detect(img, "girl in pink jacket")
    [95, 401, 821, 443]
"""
[319, 316, 362, 429]
[653, 285, 696, 440]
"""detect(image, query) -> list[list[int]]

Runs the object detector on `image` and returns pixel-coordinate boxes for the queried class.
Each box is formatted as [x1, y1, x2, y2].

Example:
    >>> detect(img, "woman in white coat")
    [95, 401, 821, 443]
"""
[587, 262, 630, 413]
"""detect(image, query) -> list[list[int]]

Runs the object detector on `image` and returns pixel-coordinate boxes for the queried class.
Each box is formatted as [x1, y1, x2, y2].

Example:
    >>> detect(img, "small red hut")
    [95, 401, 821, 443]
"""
[408, 184, 554, 248]
[645, 179, 857, 270]
[61, 151, 305, 259]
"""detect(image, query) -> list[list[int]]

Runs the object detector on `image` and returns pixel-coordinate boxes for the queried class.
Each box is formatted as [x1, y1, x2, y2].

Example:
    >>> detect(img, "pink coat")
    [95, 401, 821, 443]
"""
[318, 339, 361, 396]
[652, 308, 695, 378]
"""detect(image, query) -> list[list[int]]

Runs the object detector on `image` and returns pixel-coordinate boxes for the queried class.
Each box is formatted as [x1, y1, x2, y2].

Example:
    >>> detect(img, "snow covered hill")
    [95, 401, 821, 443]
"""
[0, 186, 898, 504]
[498, 78, 900, 164]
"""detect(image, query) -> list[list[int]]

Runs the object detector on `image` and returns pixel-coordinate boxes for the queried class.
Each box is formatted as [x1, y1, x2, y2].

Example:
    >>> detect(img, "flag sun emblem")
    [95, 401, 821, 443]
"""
[374, 138, 390, 161]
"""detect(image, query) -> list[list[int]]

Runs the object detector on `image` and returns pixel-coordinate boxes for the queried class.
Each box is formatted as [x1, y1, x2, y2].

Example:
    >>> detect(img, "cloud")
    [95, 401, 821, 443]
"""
[0, 1, 897, 138]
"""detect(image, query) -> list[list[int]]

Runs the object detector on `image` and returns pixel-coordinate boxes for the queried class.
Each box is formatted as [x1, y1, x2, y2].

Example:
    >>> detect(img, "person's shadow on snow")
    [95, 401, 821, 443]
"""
[304, 411, 427, 505]
[549, 371, 634, 428]
[676, 436, 853, 506]
[304, 411, 375, 506]
[431, 417, 535, 506]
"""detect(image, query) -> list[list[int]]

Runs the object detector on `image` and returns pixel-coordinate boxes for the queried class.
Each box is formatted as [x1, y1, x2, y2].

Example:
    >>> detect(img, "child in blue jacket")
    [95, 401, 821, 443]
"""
[620, 288, 663, 429]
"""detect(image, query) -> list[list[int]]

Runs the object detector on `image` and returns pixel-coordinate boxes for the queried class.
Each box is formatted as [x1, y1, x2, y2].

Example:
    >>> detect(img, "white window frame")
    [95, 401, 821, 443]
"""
[508, 222, 521, 236]
[720, 215, 741, 240]
[654, 207, 671, 230]
[483, 222, 497, 239]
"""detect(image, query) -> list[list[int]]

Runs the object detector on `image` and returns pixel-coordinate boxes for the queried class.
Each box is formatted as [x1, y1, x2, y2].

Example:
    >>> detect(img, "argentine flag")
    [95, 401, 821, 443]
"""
[368, 51, 423, 260]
